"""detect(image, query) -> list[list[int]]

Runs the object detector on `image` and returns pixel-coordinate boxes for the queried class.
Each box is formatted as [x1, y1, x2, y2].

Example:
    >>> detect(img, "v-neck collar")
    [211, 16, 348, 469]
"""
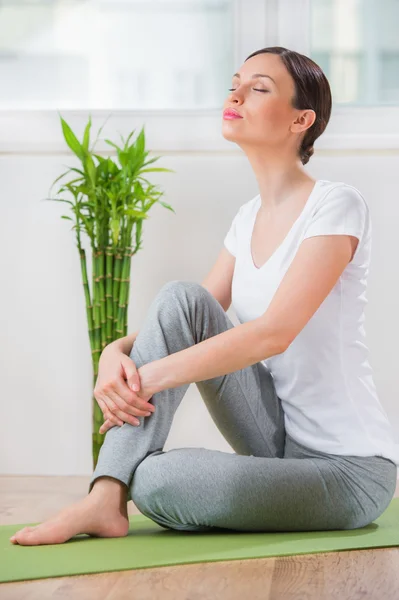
[249, 179, 322, 271]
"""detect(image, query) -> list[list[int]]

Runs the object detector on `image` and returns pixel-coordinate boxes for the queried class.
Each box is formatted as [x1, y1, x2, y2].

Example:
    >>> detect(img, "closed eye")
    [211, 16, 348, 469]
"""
[228, 88, 269, 93]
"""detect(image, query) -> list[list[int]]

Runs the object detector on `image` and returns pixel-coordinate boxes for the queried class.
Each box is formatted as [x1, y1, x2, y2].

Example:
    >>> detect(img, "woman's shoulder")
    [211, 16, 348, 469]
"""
[314, 179, 369, 213]
[317, 179, 367, 200]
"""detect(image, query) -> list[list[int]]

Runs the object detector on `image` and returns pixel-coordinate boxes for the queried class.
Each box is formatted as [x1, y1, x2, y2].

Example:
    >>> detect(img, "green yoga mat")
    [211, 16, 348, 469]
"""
[2, 497, 399, 584]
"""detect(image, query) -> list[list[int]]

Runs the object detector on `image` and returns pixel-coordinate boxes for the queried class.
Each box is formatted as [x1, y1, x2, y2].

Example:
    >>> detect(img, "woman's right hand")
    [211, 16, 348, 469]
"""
[93, 346, 156, 431]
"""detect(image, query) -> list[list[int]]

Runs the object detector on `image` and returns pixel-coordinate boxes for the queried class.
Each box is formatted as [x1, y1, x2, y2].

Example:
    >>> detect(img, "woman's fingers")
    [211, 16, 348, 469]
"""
[102, 384, 154, 419]
[112, 378, 155, 414]
[97, 393, 145, 427]
[97, 397, 124, 426]
[100, 396, 140, 426]
[99, 419, 115, 434]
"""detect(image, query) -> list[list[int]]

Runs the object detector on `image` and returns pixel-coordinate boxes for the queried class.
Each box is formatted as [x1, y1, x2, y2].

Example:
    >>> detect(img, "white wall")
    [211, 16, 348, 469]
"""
[1, 149, 399, 475]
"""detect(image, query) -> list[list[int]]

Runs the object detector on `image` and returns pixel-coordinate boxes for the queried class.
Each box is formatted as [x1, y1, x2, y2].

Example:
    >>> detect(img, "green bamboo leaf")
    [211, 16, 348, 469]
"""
[50, 169, 72, 187]
[118, 150, 130, 168]
[139, 167, 175, 174]
[82, 114, 92, 152]
[64, 183, 80, 194]
[68, 167, 86, 177]
[48, 168, 80, 196]
[41, 197, 74, 205]
[90, 112, 112, 153]
[61, 215, 74, 221]
[76, 185, 92, 195]
[84, 200, 97, 209]
[104, 139, 120, 151]
[124, 129, 136, 149]
[84, 153, 96, 187]
[56, 177, 84, 195]
[125, 209, 149, 218]
[106, 158, 119, 174]
[136, 176, 152, 187]
[66, 176, 84, 185]
[59, 114, 85, 161]
[142, 156, 161, 168]
[135, 127, 145, 157]
[159, 201, 176, 213]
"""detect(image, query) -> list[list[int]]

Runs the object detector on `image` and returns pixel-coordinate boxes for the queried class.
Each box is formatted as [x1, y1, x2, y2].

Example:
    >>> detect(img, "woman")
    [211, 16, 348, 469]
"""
[10, 46, 398, 546]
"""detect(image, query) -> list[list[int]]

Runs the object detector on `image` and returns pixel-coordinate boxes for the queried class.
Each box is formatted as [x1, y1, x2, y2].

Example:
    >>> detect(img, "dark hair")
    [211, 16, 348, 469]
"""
[245, 46, 332, 165]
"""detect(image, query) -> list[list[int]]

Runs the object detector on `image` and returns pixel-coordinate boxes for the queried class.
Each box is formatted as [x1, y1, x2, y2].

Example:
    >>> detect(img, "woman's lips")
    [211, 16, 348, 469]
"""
[223, 110, 243, 119]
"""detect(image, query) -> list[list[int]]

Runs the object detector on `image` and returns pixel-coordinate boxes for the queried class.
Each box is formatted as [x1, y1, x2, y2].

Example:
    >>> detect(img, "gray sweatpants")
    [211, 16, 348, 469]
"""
[88, 280, 397, 532]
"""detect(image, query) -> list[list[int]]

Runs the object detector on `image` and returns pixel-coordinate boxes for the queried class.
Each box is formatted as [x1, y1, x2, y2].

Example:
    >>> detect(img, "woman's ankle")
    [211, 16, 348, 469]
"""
[90, 476, 128, 501]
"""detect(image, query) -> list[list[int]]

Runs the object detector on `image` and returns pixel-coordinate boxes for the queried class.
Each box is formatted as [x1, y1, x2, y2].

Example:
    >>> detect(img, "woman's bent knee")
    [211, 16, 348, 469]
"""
[130, 453, 166, 511]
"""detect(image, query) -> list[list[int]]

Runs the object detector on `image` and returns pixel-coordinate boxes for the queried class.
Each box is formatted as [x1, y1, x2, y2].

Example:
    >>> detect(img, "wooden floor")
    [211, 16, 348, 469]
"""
[1, 476, 399, 600]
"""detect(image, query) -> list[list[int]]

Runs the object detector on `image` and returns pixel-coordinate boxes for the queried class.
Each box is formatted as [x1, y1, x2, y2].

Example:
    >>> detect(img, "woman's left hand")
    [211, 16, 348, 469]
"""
[99, 363, 158, 435]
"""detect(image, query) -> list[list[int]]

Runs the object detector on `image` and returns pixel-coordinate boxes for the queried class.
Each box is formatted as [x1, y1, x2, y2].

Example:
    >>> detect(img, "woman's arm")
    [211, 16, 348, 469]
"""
[105, 330, 139, 356]
[138, 319, 285, 397]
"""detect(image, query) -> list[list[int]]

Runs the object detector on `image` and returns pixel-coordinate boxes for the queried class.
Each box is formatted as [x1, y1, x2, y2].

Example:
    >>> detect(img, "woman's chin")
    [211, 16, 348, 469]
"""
[221, 128, 241, 143]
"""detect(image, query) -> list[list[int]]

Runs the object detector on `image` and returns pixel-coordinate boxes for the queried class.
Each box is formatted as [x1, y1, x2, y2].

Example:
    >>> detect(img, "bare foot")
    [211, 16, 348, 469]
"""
[9, 483, 130, 546]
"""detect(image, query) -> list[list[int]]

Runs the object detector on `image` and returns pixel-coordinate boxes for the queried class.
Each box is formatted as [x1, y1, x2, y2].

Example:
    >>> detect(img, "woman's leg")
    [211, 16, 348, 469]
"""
[88, 278, 285, 502]
[131, 433, 397, 533]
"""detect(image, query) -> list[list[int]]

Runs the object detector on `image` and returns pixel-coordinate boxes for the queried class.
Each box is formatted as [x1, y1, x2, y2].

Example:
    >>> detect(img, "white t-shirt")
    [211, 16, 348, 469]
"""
[224, 179, 399, 468]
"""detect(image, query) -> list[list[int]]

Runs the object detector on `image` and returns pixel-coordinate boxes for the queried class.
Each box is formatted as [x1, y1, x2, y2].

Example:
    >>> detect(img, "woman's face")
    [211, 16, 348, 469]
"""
[222, 53, 311, 153]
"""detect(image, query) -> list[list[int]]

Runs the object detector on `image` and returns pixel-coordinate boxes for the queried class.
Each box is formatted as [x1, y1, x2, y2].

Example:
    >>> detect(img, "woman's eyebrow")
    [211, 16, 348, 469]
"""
[232, 73, 276, 85]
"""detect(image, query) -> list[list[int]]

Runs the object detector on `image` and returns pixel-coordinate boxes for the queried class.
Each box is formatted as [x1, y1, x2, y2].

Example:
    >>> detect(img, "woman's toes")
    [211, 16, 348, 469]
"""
[15, 528, 41, 546]
[10, 526, 29, 543]
[10, 525, 42, 546]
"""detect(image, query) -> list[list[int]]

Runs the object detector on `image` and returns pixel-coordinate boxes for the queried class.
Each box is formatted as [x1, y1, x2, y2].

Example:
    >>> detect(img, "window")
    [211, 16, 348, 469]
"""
[0, 0, 235, 110]
[0, 0, 269, 152]
[309, 0, 399, 106]
[277, 0, 399, 149]
[1, 0, 397, 152]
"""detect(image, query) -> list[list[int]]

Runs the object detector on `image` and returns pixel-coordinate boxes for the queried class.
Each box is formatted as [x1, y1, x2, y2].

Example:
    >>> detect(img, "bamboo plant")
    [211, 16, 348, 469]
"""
[44, 113, 175, 468]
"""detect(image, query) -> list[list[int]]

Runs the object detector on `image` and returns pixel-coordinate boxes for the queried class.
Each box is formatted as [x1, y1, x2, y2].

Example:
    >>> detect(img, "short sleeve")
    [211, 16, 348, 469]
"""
[302, 185, 368, 243]
[223, 208, 241, 257]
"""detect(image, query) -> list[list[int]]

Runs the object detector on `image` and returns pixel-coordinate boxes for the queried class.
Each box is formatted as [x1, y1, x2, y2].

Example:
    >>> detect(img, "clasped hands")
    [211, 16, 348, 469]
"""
[94, 355, 157, 435]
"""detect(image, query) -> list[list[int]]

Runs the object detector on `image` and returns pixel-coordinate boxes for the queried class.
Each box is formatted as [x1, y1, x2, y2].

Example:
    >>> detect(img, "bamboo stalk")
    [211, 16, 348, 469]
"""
[113, 247, 123, 336]
[105, 245, 114, 343]
[98, 248, 107, 351]
[91, 248, 105, 466]
[79, 247, 95, 354]
[92, 249, 102, 359]
[124, 250, 133, 337]
[92, 370, 103, 468]
[116, 246, 132, 337]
